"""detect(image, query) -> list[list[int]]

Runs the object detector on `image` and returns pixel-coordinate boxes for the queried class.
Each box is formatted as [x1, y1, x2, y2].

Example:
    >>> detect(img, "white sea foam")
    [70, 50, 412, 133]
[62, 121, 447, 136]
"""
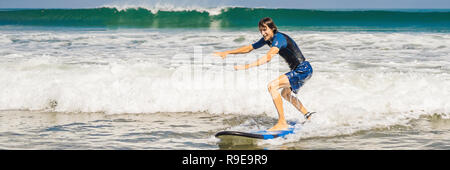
[102, 0, 232, 15]
[0, 29, 449, 140]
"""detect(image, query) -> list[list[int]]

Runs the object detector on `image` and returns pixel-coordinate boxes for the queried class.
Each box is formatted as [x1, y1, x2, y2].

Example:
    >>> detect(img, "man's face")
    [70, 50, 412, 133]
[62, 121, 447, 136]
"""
[259, 24, 274, 41]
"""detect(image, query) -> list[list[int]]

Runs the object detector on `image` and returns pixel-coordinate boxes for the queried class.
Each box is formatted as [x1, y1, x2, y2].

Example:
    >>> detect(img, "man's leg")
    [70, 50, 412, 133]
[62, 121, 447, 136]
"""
[267, 75, 291, 131]
[281, 88, 309, 115]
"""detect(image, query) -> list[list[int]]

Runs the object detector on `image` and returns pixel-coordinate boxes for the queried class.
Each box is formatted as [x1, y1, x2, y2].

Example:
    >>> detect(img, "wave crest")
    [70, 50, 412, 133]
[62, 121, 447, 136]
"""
[1, 7, 449, 31]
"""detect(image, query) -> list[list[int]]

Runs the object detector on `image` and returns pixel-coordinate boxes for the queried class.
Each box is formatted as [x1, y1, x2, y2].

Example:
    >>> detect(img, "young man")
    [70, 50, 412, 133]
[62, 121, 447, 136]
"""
[213, 17, 314, 131]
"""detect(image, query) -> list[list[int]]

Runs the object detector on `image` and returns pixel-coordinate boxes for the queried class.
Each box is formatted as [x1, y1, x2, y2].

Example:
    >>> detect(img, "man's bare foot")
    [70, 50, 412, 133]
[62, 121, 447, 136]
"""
[268, 122, 288, 131]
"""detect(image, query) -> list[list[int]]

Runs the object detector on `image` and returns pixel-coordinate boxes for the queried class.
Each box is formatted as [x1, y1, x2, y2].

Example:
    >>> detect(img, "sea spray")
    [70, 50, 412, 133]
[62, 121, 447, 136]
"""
[0, 28, 449, 145]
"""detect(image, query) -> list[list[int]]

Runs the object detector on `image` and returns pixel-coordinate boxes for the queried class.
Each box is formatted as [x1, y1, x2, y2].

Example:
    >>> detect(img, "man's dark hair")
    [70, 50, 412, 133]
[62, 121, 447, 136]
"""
[258, 17, 278, 33]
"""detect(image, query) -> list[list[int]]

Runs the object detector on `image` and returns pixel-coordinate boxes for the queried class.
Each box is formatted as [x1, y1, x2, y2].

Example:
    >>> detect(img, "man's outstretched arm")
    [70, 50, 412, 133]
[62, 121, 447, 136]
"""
[234, 47, 279, 70]
[213, 45, 254, 59]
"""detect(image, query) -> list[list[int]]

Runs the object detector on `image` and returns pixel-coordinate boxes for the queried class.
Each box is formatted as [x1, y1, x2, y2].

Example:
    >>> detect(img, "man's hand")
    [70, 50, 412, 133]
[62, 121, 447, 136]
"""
[234, 65, 247, 70]
[213, 52, 228, 59]
[213, 45, 253, 59]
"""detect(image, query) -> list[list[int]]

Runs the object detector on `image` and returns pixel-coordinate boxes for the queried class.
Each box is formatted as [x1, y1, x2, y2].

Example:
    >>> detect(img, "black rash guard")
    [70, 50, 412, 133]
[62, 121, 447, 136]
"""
[252, 31, 306, 70]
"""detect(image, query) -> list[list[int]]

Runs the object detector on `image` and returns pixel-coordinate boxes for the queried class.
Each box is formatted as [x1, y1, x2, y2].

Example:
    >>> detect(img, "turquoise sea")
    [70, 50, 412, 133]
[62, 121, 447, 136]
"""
[1, 7, 449, 31]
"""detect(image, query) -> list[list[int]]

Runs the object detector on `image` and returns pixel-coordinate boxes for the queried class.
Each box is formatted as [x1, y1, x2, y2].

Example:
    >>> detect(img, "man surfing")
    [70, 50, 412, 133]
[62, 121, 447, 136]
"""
[213, 17, 314, 131]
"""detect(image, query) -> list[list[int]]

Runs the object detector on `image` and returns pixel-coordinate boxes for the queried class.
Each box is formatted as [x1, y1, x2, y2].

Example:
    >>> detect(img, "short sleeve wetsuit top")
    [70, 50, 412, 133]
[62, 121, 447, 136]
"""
[251, 31, 305, 70]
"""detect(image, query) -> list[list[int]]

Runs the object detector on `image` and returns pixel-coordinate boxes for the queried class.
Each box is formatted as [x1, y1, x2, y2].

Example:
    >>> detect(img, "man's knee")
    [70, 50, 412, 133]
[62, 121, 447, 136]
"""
[267, 81, 278, 93]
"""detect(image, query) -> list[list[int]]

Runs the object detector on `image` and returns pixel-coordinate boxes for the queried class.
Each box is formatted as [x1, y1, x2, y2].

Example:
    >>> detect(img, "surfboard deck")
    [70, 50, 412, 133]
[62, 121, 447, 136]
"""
[215, 121, 298, 140]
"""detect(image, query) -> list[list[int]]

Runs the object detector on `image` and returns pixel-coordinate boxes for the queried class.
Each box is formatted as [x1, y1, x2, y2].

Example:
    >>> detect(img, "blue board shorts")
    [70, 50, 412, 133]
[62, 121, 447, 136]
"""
[284, 61, 313, 94]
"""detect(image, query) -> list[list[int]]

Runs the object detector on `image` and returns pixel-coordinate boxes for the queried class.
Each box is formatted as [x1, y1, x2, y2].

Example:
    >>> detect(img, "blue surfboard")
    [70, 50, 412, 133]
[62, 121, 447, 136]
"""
[215, 122, 298, 140]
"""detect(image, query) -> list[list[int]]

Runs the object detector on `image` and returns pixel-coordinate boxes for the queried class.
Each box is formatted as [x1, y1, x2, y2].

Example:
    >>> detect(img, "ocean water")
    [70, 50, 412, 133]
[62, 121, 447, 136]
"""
[0, 6, 449, 150]
[1, 7, 450, 31]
